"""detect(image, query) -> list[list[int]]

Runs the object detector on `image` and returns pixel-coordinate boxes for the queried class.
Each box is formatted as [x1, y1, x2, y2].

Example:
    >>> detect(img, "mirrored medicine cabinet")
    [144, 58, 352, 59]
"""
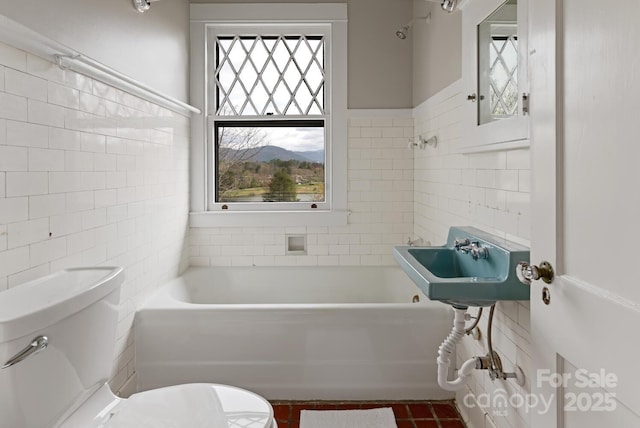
[459, 0, 529, 152]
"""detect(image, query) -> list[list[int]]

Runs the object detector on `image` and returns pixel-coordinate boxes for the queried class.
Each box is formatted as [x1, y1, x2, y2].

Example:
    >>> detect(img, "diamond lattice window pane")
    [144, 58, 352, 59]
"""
[308, 102, 323, 115]
[228, 45, 247, 72]
[251, 84, 270, 115]
[296, 87, 313, 114]
[489, 35, 518, 118]
[239, 66, 258, 94]
[284, 67, 303, 96]
[491, 60, 510, 90]
[502, 80, 518, 114]
[214, 35, 325, 116]
[250, 41, 269, 71]
[217, 60, 236, 92]
[228, 83, 246, 114]
[261, 61, 280, 93]
[306, 63, 324, 93]
[273, 81, 291, 114]
[274, 43, 290, 72]
[263, 38, 277, 52]
[296, 43, 313, 70]
[503, 39, 518, 73]
[243, 103, 258, 116]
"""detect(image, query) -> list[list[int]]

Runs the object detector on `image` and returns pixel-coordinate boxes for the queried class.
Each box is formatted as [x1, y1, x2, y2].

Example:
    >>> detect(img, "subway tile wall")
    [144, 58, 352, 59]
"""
[413, 82, 532, 428]
[0, 41, 531, 424]
[0, 42, 190, 394]
[189, 114, 414, 267]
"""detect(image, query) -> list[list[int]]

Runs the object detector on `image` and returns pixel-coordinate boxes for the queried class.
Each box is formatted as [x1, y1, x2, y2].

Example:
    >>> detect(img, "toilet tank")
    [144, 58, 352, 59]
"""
[0, 267, 124, 428]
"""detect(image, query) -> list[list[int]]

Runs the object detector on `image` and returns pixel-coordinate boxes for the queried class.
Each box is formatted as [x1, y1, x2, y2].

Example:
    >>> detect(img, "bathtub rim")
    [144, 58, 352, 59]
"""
[140, 266, 449, 311]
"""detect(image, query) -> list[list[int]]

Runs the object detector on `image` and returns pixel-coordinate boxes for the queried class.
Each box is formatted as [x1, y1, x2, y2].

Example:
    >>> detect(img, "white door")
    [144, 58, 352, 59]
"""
[528, 0, 640, 426]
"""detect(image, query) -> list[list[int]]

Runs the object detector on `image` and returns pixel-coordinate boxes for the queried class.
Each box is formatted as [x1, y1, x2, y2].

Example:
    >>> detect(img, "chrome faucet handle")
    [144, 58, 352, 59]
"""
[470, 244, 489, 260]
[454, 238, 471, 250]
[407, 237, 424, 247]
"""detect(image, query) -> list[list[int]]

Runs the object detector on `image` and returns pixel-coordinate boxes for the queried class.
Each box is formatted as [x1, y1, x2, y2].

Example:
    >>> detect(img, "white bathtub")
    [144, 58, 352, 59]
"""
[135, 266, 454, 400]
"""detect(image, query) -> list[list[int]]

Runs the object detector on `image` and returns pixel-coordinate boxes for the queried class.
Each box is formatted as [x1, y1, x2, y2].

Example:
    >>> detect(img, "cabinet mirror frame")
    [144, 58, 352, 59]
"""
[459, 0, 529, 153]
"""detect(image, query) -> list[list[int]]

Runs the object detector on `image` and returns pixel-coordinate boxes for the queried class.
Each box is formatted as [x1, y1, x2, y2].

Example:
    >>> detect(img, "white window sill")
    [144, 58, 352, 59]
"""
[189, 210, 349, 228]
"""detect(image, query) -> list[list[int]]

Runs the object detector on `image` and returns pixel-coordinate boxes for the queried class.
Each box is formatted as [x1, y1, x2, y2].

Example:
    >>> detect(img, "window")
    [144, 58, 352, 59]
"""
[211, 32, 327, 208]
[214, 120, 325, 204]
[190, 4, 348, 227]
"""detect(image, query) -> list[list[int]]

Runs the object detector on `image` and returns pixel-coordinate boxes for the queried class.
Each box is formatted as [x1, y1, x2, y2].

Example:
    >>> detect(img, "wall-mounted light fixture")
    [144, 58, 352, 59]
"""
[133, 0, 160, 13]
[423, 0, 460, 13]
[440, 0, 459, 13]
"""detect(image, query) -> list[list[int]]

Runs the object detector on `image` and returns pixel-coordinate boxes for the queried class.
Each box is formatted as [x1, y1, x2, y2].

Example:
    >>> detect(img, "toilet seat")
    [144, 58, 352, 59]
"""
[59, 383, 276, 428]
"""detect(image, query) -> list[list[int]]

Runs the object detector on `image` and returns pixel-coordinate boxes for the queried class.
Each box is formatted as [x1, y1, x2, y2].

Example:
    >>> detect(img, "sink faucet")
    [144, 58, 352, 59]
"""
[455, 239, 489, 260]
[453, 238, 470, 250]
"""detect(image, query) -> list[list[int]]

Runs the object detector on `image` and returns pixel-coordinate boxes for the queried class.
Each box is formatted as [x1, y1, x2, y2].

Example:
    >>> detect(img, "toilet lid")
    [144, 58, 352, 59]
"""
[106, 384, 273, 428]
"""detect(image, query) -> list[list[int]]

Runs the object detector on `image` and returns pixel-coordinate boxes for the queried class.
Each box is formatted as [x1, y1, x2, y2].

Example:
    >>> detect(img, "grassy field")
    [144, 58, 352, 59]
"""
[223, 182, 325, 199]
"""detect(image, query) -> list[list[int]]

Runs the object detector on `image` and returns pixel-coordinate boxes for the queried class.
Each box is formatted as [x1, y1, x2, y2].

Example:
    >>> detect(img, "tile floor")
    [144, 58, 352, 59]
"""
[269, 400, 466, 428]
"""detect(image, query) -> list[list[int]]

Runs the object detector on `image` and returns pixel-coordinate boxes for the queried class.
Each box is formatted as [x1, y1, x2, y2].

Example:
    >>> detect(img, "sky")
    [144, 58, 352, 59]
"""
[221, 125, 324, 153]
[260, 126, 324, 152]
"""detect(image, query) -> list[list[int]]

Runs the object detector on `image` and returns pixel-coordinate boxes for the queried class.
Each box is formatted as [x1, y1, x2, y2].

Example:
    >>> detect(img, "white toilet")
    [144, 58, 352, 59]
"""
[0, 267, 276, 428]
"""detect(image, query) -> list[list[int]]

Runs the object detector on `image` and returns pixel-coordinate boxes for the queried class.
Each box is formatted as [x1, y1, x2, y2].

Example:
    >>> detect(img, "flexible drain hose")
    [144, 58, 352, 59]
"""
[437, 308, 477, 391]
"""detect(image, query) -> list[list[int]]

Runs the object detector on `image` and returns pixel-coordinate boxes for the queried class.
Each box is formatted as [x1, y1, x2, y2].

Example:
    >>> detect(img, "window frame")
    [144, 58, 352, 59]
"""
[189, 4, 348, 227]
[210, 118, 328, 209]
[207, 25, 330, 212]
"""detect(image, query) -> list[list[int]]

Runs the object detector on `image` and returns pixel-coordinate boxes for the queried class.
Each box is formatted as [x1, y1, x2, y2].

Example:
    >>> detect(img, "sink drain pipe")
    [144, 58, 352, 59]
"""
[437, 308, 478, 391]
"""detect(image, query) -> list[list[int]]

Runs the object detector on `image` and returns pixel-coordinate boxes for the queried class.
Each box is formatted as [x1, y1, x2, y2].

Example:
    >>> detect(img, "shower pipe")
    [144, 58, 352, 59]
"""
[485, 304, 522, 383]
[486, 304, 502, 374]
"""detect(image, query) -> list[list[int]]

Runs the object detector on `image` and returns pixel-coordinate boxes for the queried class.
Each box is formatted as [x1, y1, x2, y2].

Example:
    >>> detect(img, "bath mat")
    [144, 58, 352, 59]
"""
[299, 407, 397, 428]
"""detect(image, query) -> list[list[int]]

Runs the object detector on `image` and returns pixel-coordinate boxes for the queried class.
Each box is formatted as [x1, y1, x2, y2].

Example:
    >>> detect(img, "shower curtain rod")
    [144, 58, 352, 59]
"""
[54, 54, 201, 115]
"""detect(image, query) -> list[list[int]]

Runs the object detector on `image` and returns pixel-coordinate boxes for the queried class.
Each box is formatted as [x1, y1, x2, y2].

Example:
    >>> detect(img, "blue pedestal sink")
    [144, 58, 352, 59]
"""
[393, 226, 530, 308]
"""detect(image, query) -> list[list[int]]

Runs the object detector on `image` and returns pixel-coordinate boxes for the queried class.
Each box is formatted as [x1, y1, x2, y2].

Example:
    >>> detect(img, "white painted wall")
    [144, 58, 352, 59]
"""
[412, 2, 461, 106]
[190, 0, 414, 108]
[0, 0, 190, 100]
[347, 0, 413, 108]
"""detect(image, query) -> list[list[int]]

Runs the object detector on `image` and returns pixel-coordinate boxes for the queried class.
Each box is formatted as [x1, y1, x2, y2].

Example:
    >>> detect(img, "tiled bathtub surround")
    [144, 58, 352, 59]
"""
[413, 81, 532, 428]
[0, 42, 190, 393]
[189, 114, 414, 267]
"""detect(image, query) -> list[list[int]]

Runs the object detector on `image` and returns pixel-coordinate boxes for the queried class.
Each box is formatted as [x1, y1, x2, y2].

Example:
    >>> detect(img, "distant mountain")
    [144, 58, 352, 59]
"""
[296, 150, 325, 163]
[220, 145, 325, 164]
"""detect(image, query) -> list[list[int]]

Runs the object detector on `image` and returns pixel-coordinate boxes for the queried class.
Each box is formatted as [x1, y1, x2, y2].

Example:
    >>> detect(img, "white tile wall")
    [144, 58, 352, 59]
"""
[413, 81, 532, 428]
[189, 114, 415, 267]
[0, 42, 190, 394]
[0, 43, 531, 416]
